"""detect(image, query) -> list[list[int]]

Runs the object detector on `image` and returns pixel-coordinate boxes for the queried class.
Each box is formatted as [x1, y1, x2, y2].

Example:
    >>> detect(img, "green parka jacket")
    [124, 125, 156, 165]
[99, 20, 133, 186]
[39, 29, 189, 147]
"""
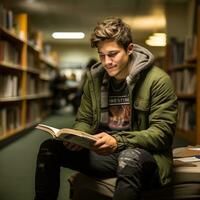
[73, 44, 178, 186]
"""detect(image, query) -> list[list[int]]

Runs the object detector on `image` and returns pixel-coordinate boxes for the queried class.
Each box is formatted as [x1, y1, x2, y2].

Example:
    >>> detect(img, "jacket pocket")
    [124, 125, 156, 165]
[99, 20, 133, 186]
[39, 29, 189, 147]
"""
[133, 98, 150, 130]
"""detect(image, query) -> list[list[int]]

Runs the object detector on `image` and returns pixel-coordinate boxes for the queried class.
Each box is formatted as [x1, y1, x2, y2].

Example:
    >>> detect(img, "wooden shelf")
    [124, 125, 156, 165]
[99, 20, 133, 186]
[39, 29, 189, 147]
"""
[171, 63, 196, 71]
[185, 55, 197, 63]
[196, 4, 200, 145]
[0, 9, 59, 142]
[0, 96, 25, 102]
[40, 54, 58, 69]
[27, 41, 41, 54]
[26, 67, 40, 74]
[26, 93, 52, 100]
[0, 126, 24, 141]
[166, 3, 200, 145]
[0, 26, 25, 45]
[0, 118, 41, 142]
[176, 93, 196, 99]
[0, 61, 24, 71]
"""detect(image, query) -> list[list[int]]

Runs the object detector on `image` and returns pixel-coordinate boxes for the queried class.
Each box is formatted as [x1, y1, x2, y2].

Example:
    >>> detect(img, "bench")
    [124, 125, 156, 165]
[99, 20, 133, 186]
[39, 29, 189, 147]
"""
[68, 148, 200, 200]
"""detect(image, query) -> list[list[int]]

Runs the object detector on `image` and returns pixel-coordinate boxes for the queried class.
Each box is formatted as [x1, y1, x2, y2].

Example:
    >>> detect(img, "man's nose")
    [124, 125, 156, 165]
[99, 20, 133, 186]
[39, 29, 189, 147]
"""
[104, 55, 112, 65]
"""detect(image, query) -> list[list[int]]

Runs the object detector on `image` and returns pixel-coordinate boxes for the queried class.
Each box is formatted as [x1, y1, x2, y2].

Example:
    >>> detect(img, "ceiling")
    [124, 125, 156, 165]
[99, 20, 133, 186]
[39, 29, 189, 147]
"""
[2, 0, 188, 45]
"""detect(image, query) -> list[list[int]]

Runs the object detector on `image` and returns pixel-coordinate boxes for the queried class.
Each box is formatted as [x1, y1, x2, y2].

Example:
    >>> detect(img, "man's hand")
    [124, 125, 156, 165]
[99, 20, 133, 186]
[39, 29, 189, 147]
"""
[63, 141, 83, 151]
[92, 132, 117, 155]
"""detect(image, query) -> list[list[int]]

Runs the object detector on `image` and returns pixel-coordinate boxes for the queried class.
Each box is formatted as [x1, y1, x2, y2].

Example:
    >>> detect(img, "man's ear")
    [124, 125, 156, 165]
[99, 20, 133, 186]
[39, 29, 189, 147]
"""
[127, 43, 134, 55]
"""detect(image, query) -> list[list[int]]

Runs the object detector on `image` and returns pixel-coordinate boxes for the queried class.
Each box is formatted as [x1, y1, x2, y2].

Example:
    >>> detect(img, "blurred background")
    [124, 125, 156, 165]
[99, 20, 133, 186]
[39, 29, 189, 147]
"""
[0, 0, 199, 200]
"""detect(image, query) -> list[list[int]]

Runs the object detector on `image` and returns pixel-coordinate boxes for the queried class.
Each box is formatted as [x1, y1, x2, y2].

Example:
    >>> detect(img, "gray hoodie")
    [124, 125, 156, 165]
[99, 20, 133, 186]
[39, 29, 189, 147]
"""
[126, 44, 155, 84]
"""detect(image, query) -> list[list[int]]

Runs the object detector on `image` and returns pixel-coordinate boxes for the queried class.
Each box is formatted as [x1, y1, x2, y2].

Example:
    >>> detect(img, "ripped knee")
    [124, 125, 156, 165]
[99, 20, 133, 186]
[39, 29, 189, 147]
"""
[118, 148, 142, 167]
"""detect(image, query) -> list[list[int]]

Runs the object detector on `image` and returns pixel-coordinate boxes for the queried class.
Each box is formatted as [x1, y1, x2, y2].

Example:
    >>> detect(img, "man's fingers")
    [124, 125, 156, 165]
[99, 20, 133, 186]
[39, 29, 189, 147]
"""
[94, 137, 105, 147]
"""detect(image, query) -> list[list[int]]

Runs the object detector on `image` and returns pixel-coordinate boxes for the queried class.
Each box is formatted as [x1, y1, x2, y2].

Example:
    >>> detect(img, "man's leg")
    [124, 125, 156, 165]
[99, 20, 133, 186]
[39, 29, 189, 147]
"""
[34, 139, 118, 200]
[113, 148, 161, 200]
[34, 139, 91, 200]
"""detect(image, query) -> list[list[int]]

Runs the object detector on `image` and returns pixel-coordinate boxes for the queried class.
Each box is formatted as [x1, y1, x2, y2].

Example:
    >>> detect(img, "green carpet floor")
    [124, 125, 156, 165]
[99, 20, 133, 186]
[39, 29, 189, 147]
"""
[0, 107, 188, 200]
[0, 108, 76, 200]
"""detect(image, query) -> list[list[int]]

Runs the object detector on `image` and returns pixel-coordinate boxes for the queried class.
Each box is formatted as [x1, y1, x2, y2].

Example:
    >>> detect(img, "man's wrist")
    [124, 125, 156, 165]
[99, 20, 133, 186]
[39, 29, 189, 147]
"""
[112, 134, 127, 152]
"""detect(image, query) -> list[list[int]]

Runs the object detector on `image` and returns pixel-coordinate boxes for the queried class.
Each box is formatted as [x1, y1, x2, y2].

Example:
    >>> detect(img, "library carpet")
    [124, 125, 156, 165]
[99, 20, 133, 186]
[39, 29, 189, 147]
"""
[0, 107, 75, 200]
[0, 107, 188, 200]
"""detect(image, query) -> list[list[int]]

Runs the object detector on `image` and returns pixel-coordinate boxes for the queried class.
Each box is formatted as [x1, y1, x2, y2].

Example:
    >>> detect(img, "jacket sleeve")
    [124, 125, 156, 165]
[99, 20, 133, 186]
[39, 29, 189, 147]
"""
[73, 76, 96, 134]
[113, 74, 178, 152]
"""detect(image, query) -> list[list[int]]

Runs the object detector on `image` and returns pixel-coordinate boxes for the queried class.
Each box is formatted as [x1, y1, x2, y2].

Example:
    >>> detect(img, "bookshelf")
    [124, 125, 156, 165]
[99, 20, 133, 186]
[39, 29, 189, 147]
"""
[166, 3, 200, 145]
[0, 7, 58, 141]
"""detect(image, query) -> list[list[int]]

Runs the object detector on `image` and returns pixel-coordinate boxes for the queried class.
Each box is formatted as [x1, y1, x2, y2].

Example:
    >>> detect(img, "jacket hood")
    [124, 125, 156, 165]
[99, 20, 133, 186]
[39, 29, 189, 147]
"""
[126, 44, 155, 84]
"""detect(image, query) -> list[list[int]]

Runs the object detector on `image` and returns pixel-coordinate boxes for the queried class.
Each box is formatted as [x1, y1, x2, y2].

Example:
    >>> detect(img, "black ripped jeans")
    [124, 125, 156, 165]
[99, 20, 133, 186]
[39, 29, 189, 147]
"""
[34, 139, 161, 200]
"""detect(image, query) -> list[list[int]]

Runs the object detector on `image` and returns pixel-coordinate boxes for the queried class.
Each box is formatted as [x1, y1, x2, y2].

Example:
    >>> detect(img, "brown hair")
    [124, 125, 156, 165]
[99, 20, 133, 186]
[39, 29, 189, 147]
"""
[90, 17, 133, 50]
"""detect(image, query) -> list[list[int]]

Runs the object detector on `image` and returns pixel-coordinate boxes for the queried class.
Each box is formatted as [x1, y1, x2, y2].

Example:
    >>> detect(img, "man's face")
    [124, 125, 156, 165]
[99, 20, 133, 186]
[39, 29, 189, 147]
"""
[97, 40, 133, 80]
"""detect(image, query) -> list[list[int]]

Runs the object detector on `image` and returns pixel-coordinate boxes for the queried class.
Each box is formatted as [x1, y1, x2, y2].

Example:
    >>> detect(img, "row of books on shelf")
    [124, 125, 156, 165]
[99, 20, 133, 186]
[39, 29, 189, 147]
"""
[171, 69, 196, 95]
[38, 80, 51, 95]
[167, 36, 197, 68]
[28, 31, 42, 51]
[0, 5, 59, 141]
[0, 40, 20, 65]
[0, 4, 58, 66]
[0, 106, 21, 135]
[27, 51, 58, 71]
[41, 43, 58, 67]
[40, 53, 58, 68]
[0, 40, 58, 71]
[0, 101, 42, 136]
[0, 5, 40, 45]
[184, 36, 197, 61]
[177, 101, 196, 131]
[0, 5, 19, 36]
[40, 62, 56, 79]
[0, 73, 52, 98]
[0, 73, 20, 98]
[27, 51, 39, 69]
[0, 39, 58, 70]
[28, 74, 40, 95]
[26, 101, 41, 124]
[27, 74, 51, 95]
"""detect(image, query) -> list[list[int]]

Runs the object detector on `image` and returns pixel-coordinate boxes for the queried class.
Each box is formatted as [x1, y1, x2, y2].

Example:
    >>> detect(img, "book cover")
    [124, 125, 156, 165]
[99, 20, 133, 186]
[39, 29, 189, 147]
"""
[35, 124, 97, 149]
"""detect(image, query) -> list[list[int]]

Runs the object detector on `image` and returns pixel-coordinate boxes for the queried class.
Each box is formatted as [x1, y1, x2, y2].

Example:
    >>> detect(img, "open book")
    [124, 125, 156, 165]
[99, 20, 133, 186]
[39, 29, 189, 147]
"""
[35, 124, 97, 149]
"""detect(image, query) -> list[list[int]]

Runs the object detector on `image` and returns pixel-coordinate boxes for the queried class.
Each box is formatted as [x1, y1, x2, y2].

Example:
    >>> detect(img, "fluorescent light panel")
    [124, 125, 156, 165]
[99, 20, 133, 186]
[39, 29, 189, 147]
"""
[52, 32, 85, 39]
[123, 15, 166, 30]
[145, 32, 166, 47]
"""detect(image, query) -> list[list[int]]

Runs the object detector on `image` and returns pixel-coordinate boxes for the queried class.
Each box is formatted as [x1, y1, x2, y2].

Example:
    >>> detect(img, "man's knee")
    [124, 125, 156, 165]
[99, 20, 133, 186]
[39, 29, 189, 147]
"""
[117, 148, 160, 188]
[117, 148, 140, 174]
[38, 139, 62, 154]
[37, 139, 62, 165]
[117, 148, 156, 174]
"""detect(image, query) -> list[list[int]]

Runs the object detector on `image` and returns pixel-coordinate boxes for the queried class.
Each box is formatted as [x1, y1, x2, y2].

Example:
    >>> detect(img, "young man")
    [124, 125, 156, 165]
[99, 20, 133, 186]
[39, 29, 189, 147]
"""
[34, 17, 177, 200]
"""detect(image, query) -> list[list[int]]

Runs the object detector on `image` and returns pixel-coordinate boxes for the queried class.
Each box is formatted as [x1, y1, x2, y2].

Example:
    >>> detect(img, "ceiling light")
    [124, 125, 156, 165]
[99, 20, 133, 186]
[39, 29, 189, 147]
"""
[52, 32, 85, 39]
[153, 33, 166, 37]
[123, 15, 166, 30]
[145, 32, 166, 47]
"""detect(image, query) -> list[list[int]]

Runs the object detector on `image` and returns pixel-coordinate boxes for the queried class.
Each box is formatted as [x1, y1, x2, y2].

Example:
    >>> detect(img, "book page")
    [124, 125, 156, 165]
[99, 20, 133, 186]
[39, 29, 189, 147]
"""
[36, 124, 97, 149]
[36, 124, 60, 137]
[59, 128, 96, 140]
[173, 146, 200, 158]
[174, 156, 200, 163]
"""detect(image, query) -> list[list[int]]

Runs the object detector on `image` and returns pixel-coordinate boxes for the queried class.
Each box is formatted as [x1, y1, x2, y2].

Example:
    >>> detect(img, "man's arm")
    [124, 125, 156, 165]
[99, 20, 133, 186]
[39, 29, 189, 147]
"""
[73, 75, 96, 134]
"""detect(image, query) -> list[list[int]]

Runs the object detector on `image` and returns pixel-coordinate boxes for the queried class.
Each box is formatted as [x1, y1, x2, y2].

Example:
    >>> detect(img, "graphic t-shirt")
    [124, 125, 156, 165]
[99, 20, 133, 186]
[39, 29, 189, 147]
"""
[108, 78, 131, 131]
